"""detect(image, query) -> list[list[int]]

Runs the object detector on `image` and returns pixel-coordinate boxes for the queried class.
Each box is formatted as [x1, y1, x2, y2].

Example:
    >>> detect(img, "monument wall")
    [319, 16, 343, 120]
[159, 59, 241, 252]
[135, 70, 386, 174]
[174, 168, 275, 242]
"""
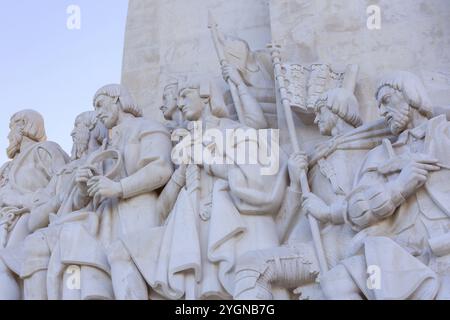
[122, 0, 272, 122]
[269, 0, 450, 122]
[123, 0, 450, 123]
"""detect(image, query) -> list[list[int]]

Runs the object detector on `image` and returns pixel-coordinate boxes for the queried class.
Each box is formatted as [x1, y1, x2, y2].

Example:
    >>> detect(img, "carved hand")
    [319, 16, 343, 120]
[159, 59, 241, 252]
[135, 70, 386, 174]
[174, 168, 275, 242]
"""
[288, 152, 308, 189]
[394, 154, 440, 198]
[87, 176, 123, 199]
[75, 165, 100, 195]
[303, 192, 331, 223]
[222, 62, 244, 86]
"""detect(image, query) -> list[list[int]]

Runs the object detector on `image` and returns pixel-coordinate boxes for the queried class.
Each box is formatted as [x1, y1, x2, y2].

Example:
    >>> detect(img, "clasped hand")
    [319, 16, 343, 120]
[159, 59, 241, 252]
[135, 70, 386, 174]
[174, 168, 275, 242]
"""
[76, 165, 123, 199]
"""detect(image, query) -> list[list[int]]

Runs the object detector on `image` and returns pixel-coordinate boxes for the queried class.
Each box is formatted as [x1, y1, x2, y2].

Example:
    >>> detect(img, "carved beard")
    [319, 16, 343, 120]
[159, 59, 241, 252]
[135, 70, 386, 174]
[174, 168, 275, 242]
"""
[71, 126, 90, 160]
[388, 105, 411, 135]
[6, 131, 23, 159]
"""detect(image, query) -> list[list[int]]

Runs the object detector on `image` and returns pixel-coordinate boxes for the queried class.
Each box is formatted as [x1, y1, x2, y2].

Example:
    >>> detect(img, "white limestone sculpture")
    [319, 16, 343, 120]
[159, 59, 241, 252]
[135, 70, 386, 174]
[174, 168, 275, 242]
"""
[71, 84, 176, 300]
[320, 71, 450, 300]
[0, 110, 69, 300]
[149, 78, 289, 300]
[14, 111, 108, 300]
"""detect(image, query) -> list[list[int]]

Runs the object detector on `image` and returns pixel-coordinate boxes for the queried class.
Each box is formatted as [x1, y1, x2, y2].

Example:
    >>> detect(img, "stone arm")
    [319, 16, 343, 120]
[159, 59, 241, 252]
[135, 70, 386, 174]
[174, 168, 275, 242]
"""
[36, 142, 69, 185]
[346, 170, 405, 231]
[246, 86, 276, 104]
[156, 165, 186, 221]
[120, 130, 174, 199]
[236, 83, 269, 130]
[27, 196, 60, 232]
[224, 63, 268, 129]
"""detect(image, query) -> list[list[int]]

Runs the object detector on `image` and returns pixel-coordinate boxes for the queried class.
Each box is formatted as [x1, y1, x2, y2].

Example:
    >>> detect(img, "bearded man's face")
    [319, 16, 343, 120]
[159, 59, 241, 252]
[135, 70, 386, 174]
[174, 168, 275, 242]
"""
[378, 86, 412, 135]
[6, 119, 24, 159]
[70, 121, 91, 160]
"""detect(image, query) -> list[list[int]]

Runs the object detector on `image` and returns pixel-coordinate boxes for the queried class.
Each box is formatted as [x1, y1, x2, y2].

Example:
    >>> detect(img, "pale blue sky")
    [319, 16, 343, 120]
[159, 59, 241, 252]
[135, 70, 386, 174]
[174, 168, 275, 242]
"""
[0, 0, 129, 164]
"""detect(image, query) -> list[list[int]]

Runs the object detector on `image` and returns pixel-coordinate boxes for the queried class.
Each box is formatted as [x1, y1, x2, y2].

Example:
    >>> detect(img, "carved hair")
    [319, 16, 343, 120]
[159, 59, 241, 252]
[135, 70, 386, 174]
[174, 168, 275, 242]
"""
[10, 109, 47, 142]
[93, 84, 143, 117]
[75, 111, 108, 144]
[375, 71, 433, 119]
[71, 111, 107, 161]
[75, 111, 98, 131]
[314, 88, 363, 128]
[179, 78, 229, 118]
[163, 78, 179, 93]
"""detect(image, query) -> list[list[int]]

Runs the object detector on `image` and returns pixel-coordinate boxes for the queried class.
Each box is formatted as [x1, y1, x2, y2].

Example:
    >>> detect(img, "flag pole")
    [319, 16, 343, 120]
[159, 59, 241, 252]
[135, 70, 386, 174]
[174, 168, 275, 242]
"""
[268, 43, 329, 274]
[208, 11, 246, 126]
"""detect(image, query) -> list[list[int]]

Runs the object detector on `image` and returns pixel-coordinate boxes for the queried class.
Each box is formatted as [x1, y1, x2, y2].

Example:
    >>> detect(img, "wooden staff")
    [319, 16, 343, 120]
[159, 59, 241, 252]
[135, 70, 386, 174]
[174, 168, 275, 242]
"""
[208, 11, 246, 126]
[268, 43, 329, 274]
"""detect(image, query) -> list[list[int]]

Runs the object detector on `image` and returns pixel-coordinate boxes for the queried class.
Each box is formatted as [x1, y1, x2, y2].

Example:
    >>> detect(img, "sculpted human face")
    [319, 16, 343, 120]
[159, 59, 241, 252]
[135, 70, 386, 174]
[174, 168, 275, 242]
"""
[178, 88, 204, 121]
[160, 87, 178, 120]
[6, 117, 24, 159]
[314, 105, 337, 136]
[70, 118, 90, 160]
[378, 86, 411, 135]
[94, 95, 120, 129]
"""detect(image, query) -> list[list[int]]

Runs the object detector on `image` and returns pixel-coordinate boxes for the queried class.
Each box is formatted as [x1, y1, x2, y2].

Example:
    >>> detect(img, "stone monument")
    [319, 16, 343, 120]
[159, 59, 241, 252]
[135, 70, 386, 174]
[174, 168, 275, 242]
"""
[1, 0, 450, 299]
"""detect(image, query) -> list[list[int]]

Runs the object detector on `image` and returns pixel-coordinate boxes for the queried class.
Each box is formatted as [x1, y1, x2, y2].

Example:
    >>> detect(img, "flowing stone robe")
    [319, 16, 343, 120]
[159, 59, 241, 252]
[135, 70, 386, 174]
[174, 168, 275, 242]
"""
[5, 157, 88, 273]
[339, 115, 450, 300]
[15, 151, 109, 299]
[149, 115, 287, 300]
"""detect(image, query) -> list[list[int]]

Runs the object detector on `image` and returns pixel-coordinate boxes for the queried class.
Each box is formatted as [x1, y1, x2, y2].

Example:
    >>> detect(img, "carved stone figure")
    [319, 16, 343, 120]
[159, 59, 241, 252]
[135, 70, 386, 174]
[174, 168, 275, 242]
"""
[220, 62, 269, 129]
[208, 20, 276, 128]
[321, 71, 450, 300]
[218, 34, 275, 108]
[10, 111, 108, 300]
[149, 78, 288, 300]
[72, 84, 175, 299]
[232, 87, 393, 299]
[0, 110, 69, 299]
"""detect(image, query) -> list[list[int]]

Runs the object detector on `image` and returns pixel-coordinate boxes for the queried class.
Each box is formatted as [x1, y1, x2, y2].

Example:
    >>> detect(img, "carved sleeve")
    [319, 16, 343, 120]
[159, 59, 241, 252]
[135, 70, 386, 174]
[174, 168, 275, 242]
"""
[276, 186, 302, 240]
[36, 144, 68, 182]
[120, 130, 174, 199]
[156, 170, 185, 221]
[237, 84, 268, 129]
[346, 171, 405, 230]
